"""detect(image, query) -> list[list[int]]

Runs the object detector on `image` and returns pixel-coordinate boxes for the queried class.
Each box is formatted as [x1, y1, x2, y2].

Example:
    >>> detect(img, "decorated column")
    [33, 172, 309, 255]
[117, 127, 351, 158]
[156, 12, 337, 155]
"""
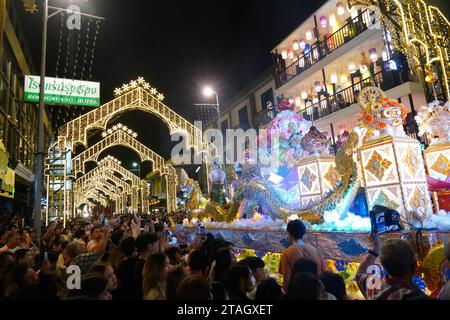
[358, 87, 433, 219]
[298, 127, 340, 206]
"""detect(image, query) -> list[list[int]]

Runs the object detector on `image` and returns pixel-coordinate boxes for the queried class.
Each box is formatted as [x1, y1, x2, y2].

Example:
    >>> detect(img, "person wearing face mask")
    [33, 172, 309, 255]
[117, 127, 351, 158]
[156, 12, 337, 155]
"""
[225, 264, 256, 300]
[238, 257, 268, 300]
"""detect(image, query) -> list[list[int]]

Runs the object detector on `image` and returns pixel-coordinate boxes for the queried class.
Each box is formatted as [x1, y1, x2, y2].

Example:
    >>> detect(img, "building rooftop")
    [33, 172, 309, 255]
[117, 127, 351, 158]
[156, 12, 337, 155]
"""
[220, 67, 274, 115]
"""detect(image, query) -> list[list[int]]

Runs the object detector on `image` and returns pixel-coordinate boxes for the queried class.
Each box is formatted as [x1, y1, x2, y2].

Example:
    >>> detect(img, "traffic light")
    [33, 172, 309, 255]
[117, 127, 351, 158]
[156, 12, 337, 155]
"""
[22, 0, 38, 14]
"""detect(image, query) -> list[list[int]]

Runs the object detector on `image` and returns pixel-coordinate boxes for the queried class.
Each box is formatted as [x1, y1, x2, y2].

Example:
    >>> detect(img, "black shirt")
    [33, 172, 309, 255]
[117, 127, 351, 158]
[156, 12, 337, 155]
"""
[116, 257, 140, 300]
[134, 258, 146, 300]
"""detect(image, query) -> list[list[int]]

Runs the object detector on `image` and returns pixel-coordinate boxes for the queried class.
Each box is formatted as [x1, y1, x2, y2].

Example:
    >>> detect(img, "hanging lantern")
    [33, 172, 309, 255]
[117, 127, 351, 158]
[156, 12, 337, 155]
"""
[299, 38, 306, 50]
[298, 56, 305, 68]
[360, 64, 369, 74]
[295, 97, 302, 107]
[313, 48, 319, 60]
[306, 30, 313, 41]
[281, 50, 288, 59]
[348, 62, 357, 74]
[330, 73, 338, 84]
[288, 48, 295, 59]
[351, 7, 358, 21]
[337, 2, 346, 16]
[301, 91, 308, 100]
[320, 16, 328, 28]
[340, 73, 349, 84]
[369, 48, 378, 62]
[293, 40, 300, 51]
[304, 43, 311, 54]
[329, 14, 337, 27]
[314, 81, 322, 93]
[289, 97, 295, 105]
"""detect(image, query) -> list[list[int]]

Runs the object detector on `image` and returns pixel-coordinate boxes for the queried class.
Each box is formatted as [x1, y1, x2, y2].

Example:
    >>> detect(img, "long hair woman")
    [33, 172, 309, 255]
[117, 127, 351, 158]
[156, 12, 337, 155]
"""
[142, 252, 170, 300]
[208, 247, 233, 284]
[165, 265, 187, 300]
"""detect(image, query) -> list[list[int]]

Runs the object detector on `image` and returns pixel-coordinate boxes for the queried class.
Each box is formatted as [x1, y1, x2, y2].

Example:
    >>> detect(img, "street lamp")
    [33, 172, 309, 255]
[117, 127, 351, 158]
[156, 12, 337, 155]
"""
[131, 162, 141, 177]
[194, 86, 220, 124]
[29, 0, 105, 246]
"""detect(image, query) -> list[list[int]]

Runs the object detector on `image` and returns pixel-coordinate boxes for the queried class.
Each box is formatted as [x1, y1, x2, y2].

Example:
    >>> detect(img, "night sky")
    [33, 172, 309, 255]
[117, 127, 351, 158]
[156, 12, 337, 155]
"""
[18, 0, 450, 174]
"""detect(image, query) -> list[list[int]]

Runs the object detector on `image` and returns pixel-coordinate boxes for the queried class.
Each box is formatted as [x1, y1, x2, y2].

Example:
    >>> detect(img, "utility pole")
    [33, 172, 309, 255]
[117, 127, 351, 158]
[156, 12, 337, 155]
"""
[32, 0, 48, 245]
[29, 1, 105, 246]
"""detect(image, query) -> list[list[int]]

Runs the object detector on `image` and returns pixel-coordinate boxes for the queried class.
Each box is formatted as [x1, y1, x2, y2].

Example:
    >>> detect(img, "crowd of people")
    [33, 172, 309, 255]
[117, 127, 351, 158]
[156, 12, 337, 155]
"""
[0, 211, 449, 300]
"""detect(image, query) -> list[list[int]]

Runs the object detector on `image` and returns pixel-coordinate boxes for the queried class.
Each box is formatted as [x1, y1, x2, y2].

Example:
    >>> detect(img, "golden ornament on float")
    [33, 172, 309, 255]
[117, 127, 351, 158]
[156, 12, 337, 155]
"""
[358, 87, 408, 137]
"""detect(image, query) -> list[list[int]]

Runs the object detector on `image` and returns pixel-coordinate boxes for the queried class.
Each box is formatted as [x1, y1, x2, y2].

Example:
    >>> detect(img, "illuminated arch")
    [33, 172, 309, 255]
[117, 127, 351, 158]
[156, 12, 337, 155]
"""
[72, 126, 169, 176]
[74, 160, 137, 211]
[70, 126, 177, 213]
[72, 155, 150, 214]
[77, 194, 108, 208]
[58, 78, 207, 152]
[46, 78, 204, 221]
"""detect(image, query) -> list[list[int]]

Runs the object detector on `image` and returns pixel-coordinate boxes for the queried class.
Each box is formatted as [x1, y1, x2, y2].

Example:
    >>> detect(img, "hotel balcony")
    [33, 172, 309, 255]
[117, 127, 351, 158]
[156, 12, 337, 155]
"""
[274, 9, 378, 90]
[298, 64, 410, 122]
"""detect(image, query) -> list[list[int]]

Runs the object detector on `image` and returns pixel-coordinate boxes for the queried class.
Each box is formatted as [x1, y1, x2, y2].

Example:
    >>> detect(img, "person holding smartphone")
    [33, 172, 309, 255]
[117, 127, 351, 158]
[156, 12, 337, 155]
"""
[356, 233, 431, 300]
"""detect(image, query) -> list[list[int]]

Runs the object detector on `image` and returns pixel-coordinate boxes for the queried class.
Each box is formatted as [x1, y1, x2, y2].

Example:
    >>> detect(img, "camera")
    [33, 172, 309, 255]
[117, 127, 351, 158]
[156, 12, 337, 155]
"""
[370, 205, 403, 234]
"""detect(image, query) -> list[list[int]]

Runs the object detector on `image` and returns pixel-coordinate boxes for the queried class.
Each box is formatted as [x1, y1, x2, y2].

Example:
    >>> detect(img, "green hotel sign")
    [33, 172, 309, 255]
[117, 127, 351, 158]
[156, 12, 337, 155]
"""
[24, 75, 100, 107]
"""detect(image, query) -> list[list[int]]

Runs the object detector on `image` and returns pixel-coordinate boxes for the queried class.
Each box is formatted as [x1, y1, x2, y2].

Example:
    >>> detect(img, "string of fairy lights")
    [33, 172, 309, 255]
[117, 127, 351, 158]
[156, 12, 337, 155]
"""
[51, 10, 103, 133]
[347, 0, 450, 99]
[114, 77, 165, 101]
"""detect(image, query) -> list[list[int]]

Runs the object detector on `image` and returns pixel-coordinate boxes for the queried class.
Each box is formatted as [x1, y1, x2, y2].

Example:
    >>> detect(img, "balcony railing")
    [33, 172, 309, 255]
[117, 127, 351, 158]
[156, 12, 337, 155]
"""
[299, 65, 410, 122]
[275, 9, 377, 88]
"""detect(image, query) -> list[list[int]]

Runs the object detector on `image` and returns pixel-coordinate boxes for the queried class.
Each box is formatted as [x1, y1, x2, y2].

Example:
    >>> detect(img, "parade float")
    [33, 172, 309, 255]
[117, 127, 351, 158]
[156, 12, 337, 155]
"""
[416, 100, 450, 212]
[175, 88, 450, 296]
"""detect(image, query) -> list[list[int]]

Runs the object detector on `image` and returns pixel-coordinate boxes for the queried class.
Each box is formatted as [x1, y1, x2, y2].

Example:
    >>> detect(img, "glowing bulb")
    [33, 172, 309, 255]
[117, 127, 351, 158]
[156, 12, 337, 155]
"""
[360, 64, 368, 74]
[299, 38, 306, 50]
[348, 62, 357, 74]
[281, 50, 288, 59]
[320, 16, 328, 28]
[293, 40, 299, 51]
[382, 50, 389, 62]
[330, 73, 338, 84]
[340, 74, 349, 84]
[301, 91, 308, 100]
[369, 48, 378, 62]
[351, 7, 358, 21]
[329, 14, 337, 27]
[314, 81, 322, 93]
[203, 87, 214, 97]
[295, 97, 302, 107]
[306, 30, 313, 41]
[298, 57, 305, 68]
[337, 2, 345, 16]
[288, 48, 294, 59]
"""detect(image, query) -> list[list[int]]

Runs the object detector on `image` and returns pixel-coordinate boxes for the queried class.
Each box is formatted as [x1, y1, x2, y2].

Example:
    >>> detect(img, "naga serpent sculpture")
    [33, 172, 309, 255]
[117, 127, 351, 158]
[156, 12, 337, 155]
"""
[183, 130, 361, 224]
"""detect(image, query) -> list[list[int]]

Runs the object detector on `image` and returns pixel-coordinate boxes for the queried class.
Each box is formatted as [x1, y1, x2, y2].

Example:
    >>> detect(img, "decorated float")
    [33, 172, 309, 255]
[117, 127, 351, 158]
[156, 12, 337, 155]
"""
[175, 87, 450, 296]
